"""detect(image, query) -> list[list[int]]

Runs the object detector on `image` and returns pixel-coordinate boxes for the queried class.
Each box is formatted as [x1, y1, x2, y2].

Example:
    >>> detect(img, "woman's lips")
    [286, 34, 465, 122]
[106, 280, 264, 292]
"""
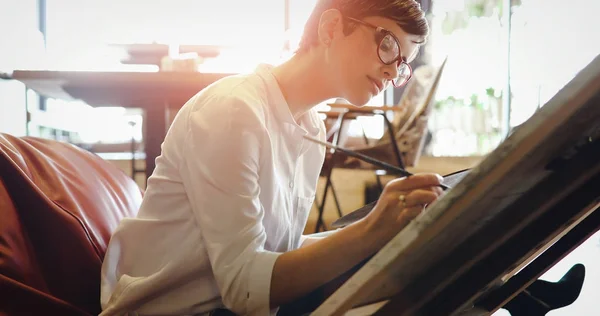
[368, 77, 383, 94]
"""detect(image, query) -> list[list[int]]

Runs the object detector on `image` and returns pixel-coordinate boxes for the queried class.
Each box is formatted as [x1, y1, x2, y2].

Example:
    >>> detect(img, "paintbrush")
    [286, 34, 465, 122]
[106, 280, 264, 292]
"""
[303, 134, 450, 190]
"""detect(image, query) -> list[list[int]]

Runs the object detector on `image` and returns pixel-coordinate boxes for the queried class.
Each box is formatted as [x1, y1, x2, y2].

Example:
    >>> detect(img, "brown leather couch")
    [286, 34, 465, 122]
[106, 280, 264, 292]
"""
[0, 134, 142, 315]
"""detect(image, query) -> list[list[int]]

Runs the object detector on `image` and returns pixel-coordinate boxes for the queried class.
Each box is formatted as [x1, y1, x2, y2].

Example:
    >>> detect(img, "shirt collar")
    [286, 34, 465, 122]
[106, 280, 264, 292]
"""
[254, 63, 321, 138]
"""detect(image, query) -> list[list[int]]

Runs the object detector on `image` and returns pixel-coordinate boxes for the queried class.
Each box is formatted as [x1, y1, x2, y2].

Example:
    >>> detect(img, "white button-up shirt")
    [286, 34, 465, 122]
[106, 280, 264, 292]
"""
[100, 64, 326, 316]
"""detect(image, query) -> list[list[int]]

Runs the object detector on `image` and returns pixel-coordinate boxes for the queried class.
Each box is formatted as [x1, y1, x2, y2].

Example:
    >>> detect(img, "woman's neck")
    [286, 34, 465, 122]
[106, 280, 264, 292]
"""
[271, 51, 336, 121]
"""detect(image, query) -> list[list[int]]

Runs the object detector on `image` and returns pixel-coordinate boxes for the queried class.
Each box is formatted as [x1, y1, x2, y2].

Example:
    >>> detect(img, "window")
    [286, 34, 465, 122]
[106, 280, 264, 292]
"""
[35, 0, 288, 147]
[509, 0, 600, 126]
[44, 0, 285, 71]
[426, 0, 509, 157]
[427, 0, 599, 157]
[0, 0, 40, 136]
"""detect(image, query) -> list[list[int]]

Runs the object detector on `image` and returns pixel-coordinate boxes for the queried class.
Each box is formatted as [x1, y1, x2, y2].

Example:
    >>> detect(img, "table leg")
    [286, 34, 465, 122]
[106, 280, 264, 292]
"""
[143, 104, 167, 182]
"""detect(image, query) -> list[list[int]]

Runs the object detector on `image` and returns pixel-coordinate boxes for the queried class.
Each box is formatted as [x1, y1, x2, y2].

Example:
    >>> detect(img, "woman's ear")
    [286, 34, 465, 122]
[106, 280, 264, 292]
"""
[317, 9, 344, 47]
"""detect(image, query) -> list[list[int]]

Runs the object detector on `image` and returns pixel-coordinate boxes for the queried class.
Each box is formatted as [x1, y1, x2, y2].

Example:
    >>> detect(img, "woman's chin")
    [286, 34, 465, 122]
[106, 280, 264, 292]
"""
[345, 92, 374, 107]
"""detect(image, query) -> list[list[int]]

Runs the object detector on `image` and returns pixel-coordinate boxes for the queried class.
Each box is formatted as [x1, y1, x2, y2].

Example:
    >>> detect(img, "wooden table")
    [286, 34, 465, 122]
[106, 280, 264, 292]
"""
[12, 70, 234, 180]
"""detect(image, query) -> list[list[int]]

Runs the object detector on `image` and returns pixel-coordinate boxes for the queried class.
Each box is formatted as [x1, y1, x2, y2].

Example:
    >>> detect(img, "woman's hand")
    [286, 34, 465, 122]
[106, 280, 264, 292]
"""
[363, 173, 444, 245]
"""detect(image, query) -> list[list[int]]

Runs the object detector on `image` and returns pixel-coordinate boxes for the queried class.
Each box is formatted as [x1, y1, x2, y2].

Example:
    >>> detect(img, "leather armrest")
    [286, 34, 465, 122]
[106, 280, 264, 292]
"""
[0, 274, 91, 316]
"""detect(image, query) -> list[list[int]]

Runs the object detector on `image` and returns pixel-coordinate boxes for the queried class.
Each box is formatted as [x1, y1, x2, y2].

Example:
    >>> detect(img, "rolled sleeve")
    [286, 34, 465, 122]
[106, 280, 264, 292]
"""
[247, 251, 281, 315]
[179, 94, 280, 315]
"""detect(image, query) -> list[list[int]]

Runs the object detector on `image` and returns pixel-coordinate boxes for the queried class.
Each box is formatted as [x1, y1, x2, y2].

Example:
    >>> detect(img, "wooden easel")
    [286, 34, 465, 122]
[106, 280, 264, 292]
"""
[283, 54, 600, 316]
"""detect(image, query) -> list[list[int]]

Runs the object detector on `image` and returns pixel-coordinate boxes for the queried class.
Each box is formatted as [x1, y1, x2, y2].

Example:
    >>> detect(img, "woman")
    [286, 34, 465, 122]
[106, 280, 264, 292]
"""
[100, 0, 444, 315]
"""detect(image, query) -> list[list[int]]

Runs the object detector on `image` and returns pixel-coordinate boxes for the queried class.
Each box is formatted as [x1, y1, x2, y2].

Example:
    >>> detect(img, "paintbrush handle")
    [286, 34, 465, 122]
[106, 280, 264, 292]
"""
[304, 135, 411, 176]
[333, 144, 413, 177]
[304, 135, 450, 190]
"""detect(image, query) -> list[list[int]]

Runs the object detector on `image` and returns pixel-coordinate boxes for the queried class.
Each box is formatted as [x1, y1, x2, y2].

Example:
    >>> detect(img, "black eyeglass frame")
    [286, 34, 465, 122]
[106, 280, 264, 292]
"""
[345, 16, 414, 88]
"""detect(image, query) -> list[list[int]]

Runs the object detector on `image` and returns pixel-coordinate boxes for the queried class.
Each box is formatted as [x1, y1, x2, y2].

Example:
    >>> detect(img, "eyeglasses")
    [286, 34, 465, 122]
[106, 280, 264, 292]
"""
[346, 17, 413, 88]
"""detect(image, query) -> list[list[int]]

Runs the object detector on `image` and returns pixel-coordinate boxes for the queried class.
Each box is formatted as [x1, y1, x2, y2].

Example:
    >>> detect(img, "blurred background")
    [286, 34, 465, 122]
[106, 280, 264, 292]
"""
[0, 0, 600, 156]
[1, 1, 599, 314]
[2, 0, 598, 156]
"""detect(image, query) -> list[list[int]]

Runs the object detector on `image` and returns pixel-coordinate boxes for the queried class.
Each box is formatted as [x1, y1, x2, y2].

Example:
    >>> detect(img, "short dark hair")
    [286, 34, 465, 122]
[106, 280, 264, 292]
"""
[297, 0, 429, 53]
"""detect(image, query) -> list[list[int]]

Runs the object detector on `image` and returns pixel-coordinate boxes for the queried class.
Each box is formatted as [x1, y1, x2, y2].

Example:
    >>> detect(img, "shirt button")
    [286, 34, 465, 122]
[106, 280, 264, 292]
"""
[289, 181, 294, 189]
